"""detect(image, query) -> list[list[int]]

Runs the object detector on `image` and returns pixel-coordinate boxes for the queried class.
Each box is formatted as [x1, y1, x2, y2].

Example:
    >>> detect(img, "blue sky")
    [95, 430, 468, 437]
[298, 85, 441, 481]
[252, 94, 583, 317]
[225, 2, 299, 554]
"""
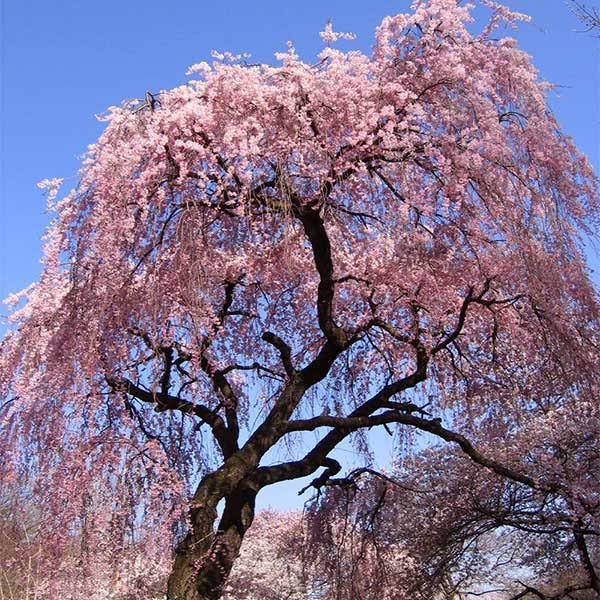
[1, 0, 599, 509]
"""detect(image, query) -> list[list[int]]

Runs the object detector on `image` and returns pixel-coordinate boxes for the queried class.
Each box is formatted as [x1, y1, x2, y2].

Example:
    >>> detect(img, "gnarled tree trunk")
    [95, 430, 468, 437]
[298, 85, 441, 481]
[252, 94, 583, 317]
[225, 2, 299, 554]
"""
[167, 477, 258, 600]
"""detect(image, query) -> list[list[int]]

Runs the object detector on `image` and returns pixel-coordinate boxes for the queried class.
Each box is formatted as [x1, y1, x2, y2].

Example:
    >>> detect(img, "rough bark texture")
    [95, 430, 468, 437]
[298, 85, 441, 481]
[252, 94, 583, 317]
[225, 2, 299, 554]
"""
[168, 485, 258, 600]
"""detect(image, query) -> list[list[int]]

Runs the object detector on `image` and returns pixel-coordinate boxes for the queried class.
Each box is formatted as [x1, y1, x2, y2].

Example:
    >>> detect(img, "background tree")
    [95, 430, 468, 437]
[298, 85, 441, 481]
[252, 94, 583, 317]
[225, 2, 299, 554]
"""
[224, 506, 416, 600]
[569, 1, 600, 35]
[0, 492, 42, 600]
[303, 417, 599, 599]
[1, 1, 599, 598]
[222, 510, 314, 600]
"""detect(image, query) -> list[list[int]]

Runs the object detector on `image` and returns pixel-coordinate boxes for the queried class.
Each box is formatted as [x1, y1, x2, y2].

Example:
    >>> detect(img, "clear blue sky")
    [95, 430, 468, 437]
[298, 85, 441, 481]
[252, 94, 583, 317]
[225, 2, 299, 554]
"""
[1, 0, 598, 509]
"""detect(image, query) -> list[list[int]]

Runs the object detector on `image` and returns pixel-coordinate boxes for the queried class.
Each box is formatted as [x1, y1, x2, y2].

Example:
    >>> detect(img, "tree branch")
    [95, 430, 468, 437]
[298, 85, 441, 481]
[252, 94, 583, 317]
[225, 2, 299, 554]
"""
[574, 524, 600, 593]
[256, 383, 536, 492]
[261, 331, 295, 377]
[107, 377, 237, 458]
[250, 354, 430, 489]
[294, 205, 350, 348]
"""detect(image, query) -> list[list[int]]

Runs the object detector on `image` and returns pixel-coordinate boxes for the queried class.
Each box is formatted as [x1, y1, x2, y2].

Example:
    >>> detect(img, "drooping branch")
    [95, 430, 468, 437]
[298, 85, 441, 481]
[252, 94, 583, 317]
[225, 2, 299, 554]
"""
[107, 377, 237, 458]
[248, 330, 536, 494]
[508, 580, 596, 600]
[250, 352, 430, 490]
[369, 166, 433, 234]
[367, 317, 413, 345]
[298, 457, 342, 495]
[313, 466, 431, 494]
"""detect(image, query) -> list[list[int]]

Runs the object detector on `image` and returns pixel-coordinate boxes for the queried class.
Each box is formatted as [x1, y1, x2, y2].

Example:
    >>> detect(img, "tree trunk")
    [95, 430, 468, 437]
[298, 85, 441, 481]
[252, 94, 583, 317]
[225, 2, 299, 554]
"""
[194, 487, 257, 599]
[167, 500, 219, 600]
[167, 381, 305, 599]
[167, 476, 258, 600]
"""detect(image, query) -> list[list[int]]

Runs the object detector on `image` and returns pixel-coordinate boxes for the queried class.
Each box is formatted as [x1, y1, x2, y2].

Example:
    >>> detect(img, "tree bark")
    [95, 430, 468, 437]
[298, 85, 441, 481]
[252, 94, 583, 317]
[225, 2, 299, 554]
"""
[166, 489, 257, 599]
[166, 470, 259, 599]
[194, 487, 257, 599]
[167, 488, 220, 600]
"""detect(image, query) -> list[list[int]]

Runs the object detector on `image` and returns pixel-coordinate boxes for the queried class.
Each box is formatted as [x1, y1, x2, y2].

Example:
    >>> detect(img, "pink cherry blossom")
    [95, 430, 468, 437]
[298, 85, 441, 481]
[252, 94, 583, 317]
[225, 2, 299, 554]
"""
[1, 1, 598, 598]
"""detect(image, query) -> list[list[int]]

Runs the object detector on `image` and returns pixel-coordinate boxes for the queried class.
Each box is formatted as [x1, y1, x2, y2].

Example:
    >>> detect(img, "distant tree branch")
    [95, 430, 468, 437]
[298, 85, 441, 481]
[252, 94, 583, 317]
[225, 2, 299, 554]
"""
[569, 0, 600, 35]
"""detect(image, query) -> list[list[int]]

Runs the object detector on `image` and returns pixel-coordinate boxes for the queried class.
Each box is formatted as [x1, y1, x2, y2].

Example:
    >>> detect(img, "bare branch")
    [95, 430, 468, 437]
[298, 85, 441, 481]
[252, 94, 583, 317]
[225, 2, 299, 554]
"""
[298, 457, 342, 495]
[569, 0, 600, 35]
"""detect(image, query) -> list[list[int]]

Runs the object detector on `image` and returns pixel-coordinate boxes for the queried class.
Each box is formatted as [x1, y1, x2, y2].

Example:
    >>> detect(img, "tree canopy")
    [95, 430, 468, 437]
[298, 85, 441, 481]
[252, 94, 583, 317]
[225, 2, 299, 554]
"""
[1, 1, 599, 598]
